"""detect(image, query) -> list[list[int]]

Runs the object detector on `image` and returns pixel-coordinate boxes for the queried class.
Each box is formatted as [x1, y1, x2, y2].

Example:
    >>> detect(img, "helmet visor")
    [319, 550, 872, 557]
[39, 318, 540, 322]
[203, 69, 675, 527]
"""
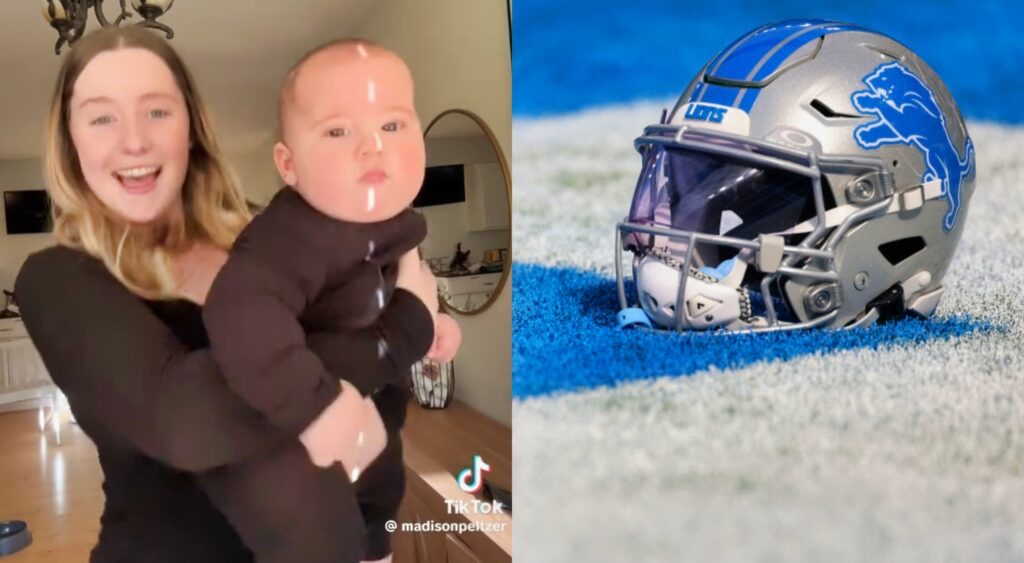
[627, 143, 820, 250]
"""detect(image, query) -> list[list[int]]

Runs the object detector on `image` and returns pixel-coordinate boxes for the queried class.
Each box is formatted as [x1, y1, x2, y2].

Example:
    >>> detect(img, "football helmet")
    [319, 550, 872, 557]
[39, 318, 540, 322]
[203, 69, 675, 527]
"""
[615, 19, 975, 332]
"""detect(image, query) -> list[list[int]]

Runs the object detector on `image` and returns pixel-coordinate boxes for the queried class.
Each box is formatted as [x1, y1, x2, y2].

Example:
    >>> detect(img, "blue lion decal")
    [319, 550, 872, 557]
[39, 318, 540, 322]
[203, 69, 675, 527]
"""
[851, 62, 974, 231]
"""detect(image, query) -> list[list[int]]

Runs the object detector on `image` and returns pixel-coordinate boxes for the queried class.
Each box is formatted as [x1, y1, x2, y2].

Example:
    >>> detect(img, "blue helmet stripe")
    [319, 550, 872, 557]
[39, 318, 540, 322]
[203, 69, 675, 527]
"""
[691, 21, 799, 105]
[751, 23, 867, 83]
[738, 23, 869, 112]
[691, 20, 806, 106]
[698, 83, 742, 106]
[703, 21, 778, 78]
[707, 19, 830, 83]
[689, 20, 873, 114]
[691, 19, 833, 106]
[688, 81, 706, 104]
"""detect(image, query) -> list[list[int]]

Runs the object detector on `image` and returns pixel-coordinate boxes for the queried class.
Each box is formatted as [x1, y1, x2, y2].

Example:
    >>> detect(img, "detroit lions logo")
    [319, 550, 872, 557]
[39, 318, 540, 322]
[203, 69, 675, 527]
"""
[851, 62, 974, 231]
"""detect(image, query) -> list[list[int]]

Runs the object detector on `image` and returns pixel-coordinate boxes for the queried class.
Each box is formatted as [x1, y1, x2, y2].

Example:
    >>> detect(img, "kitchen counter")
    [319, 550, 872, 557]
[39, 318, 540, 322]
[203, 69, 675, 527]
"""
[434, 266, 505, 278]
[394, 400, 512, 562]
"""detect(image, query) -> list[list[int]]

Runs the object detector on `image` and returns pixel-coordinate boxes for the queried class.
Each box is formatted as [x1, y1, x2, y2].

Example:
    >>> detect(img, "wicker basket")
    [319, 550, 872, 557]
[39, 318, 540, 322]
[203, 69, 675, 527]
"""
[409, 359, 455, 409]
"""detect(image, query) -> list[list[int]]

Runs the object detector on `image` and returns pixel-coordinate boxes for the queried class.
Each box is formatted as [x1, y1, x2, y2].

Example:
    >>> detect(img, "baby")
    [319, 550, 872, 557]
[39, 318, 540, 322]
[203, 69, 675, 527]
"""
[198, 40, 460, 563]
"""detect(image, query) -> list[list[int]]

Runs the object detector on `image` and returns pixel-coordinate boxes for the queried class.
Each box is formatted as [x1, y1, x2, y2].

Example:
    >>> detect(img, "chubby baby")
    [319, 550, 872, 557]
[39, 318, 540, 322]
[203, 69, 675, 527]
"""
[199, 40, 459, 563]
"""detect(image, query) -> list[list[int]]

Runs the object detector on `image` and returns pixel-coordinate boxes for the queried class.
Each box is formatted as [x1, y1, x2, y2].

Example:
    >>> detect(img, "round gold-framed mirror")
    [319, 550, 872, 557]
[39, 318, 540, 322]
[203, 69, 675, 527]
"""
[417, 109, 510, 316]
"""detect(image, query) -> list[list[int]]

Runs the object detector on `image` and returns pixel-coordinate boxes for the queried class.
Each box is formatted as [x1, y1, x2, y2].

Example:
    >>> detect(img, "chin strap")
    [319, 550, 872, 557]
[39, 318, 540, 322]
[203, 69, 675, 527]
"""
[616, 307, 653, 329]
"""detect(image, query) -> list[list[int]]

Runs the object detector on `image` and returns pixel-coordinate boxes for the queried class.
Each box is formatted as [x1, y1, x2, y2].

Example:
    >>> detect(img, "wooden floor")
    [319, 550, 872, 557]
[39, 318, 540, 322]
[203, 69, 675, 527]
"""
[0, 409, 102, 562]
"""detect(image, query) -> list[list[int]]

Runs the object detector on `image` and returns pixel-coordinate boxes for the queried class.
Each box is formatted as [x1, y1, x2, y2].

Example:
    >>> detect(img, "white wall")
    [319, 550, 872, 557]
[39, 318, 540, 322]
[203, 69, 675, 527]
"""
[427, 135, 502, 166]
[0, 159, 57, 291]
[354, 0, 511, 426]
[227, 142, 283, 206]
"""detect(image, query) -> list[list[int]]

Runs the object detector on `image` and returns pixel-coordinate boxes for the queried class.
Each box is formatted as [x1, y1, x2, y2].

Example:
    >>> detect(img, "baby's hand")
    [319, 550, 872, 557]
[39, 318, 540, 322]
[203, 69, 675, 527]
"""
[337, 397, 388, 483]
[426, 313, 462, 363]
[298, 380, 365, 468]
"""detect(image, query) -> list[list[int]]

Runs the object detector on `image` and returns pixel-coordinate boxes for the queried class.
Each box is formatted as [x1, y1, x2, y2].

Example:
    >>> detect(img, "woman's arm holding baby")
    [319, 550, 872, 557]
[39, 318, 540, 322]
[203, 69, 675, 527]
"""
[177, 243, 439, 470]
[183, 243, 450, 472]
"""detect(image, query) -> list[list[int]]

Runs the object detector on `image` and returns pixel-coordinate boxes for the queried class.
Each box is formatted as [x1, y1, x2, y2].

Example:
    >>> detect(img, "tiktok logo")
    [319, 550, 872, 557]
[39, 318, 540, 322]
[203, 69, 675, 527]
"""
[457, 454, 490, 494]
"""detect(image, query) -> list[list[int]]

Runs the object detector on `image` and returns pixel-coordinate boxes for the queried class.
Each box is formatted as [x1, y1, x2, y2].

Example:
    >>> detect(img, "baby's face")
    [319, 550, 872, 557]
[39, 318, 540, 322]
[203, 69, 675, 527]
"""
[277, 46, 424, 223]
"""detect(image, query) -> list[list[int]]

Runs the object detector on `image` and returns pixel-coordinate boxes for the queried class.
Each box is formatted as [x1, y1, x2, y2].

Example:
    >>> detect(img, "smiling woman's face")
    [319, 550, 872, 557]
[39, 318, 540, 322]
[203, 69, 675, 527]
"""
[68, 47, 191, 225]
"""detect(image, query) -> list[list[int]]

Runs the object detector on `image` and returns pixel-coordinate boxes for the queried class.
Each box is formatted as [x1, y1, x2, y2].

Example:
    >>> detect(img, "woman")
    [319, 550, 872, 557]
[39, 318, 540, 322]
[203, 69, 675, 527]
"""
[15, 27, 442, 563]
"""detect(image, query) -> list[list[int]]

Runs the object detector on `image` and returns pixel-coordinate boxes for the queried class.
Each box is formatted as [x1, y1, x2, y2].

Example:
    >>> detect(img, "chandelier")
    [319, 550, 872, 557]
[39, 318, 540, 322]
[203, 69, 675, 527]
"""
[41, 0, 175, 55]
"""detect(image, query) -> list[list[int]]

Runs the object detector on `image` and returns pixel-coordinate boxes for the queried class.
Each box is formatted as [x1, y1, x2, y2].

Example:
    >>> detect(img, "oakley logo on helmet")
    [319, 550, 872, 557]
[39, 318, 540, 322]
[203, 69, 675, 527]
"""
[851, 62, 975, 231]
[684, 103, 728, 123]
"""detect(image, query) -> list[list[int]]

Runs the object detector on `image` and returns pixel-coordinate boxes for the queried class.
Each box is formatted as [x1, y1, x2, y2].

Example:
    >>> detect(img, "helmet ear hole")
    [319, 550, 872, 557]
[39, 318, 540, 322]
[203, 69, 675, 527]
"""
[810, 98, 861, 119]
[878, 236, 927, 265]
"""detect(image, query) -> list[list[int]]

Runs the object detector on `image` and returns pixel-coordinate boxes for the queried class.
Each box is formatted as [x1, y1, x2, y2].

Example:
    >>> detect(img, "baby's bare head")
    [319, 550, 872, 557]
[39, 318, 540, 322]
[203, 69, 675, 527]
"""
[276, 39, 410, 143]
[272, 39, 422, 223]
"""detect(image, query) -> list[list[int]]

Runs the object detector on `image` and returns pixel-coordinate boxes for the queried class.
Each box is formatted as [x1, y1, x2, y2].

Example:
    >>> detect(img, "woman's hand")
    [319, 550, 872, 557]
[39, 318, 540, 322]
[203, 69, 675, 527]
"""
[426, 313, 462, 363]
[172, 243, 229, 305]
[395, 250, 439, 321]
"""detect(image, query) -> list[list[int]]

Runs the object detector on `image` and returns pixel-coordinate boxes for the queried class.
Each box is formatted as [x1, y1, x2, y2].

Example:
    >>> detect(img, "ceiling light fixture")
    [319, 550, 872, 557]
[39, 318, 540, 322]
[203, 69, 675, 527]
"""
[41, 0, 175, 55]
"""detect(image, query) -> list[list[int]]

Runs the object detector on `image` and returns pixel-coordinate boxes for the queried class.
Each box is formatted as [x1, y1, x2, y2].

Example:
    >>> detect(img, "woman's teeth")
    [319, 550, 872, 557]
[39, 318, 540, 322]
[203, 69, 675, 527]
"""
[116, 166, 160, 179]
[114, 166, 161, 193]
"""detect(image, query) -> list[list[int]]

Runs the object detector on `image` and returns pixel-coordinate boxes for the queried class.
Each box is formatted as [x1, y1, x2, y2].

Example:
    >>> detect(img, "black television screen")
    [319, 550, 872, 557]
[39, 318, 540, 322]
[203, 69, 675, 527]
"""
[414, 164, 465, 207]
[5, 190, 52, 235]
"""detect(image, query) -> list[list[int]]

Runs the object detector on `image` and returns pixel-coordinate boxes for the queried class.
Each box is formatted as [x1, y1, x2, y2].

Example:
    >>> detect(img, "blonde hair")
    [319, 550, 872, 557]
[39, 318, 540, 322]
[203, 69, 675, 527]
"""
[43, 27, 252, 300]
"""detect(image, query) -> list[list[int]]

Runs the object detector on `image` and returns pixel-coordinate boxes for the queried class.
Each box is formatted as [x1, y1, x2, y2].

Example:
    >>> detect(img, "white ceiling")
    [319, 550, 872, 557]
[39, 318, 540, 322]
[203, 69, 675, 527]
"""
[0, 0, 378, 159]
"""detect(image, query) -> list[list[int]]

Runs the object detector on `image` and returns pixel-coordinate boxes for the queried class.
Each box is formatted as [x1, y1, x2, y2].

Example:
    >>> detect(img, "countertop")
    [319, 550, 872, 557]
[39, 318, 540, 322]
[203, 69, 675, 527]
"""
[400, 399, 512, 561]
[434, 266, 505, 278]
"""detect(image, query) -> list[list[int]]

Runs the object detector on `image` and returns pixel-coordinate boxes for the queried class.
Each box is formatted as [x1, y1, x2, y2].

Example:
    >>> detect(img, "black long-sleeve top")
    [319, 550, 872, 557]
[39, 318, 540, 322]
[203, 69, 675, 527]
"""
[203, 187, 427, 433]
[14, 245, 433, 563]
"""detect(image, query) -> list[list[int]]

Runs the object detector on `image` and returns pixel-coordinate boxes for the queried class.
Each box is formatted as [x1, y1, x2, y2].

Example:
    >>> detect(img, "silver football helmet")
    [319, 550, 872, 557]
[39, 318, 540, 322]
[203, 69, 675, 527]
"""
[615, 19, 975, 332]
